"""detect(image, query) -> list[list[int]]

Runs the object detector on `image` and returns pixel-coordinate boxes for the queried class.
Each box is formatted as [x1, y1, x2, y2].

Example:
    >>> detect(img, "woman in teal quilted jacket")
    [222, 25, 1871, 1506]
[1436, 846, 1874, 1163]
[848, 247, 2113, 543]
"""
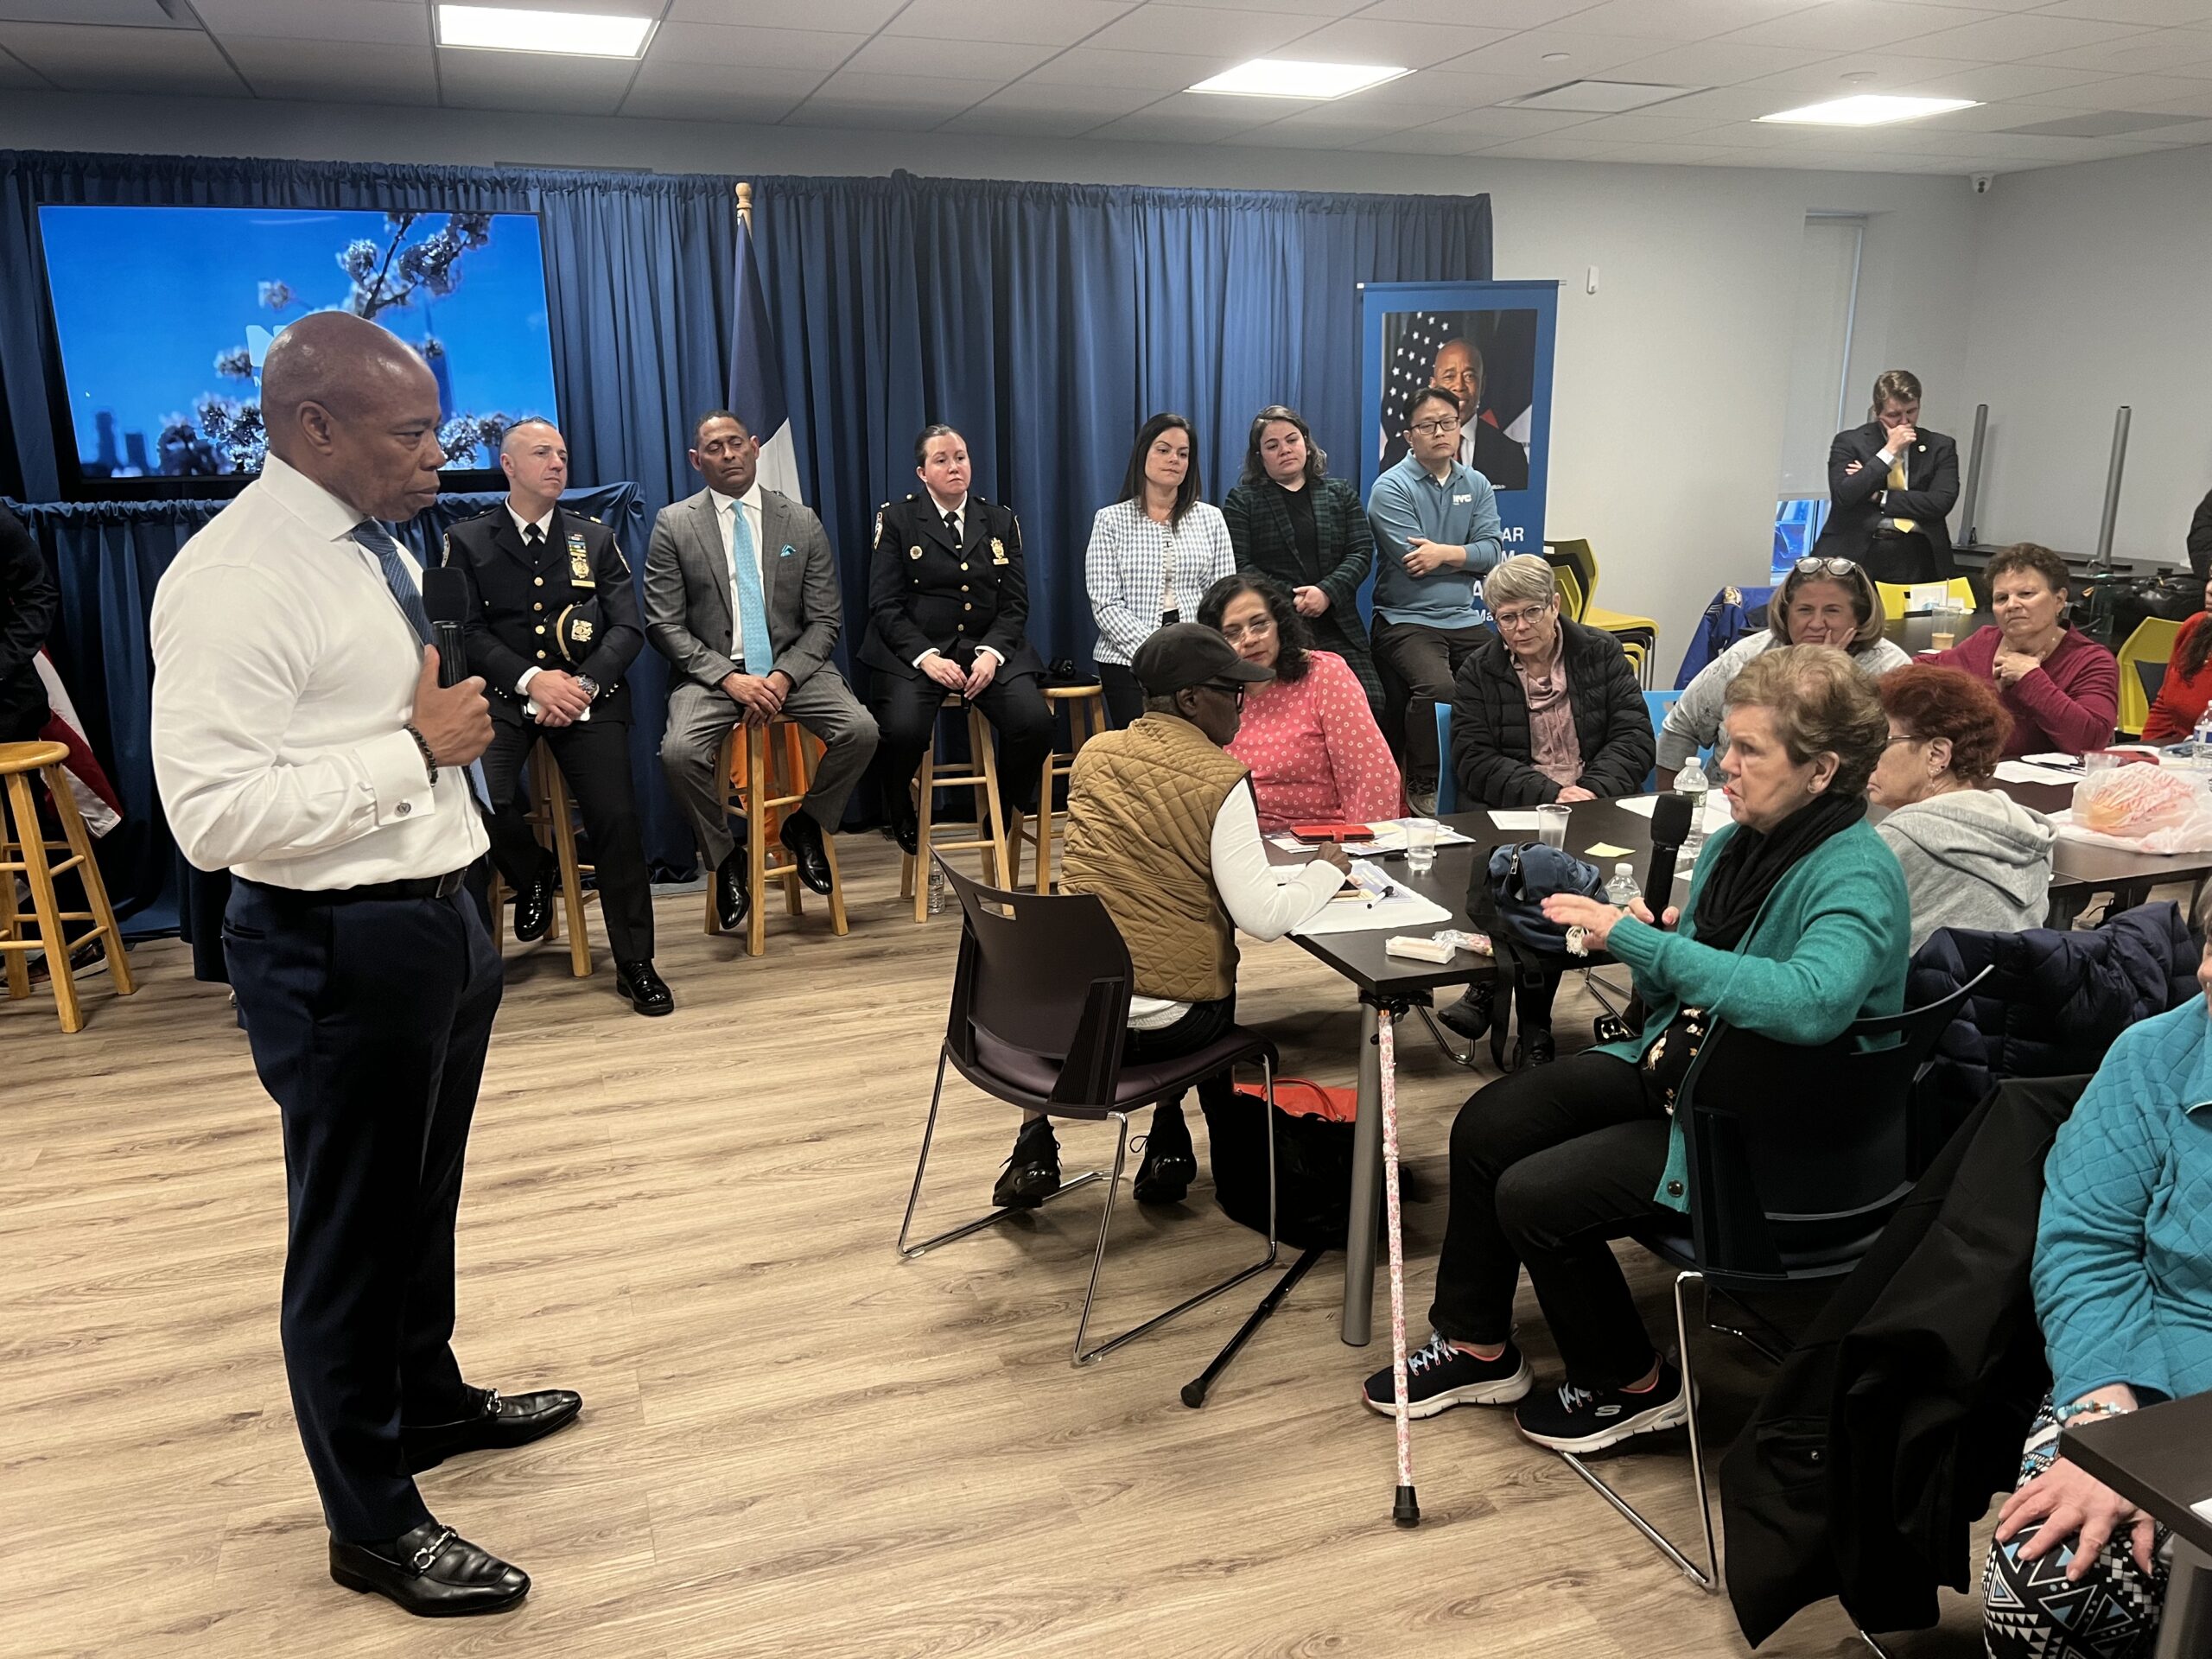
[1360, 645, 1910, 1454]
[1980, 931, 2212, 1659]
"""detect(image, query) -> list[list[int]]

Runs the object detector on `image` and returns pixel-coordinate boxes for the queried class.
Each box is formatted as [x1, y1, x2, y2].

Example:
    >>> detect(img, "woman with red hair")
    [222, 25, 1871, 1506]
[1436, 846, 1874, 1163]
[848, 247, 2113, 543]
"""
[1870, 664, 2054, 952]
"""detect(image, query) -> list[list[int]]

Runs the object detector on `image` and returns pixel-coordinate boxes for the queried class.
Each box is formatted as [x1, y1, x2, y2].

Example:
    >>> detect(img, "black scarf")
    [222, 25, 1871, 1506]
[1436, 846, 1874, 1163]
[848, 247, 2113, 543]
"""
[1691, 790, 1866, 954]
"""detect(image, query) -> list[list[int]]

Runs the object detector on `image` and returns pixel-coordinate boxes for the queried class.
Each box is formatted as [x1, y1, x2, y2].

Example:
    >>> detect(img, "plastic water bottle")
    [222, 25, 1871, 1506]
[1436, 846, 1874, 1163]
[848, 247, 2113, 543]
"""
[1605, 862, 1641, 908]
[1675, 755, 1710, 859]
[926, 863, 946, 915]
[2192, 709, 2212, 763]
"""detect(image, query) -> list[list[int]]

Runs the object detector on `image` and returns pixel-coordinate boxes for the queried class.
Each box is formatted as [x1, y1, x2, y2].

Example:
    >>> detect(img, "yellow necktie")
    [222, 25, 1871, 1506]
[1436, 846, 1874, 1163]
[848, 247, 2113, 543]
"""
[1887, 451, 1916, 534]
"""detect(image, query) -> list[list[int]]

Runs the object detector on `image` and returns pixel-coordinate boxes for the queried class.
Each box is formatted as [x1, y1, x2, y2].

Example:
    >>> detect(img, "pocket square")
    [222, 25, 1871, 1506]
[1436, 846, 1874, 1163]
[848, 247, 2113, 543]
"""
[779, 543, 797, 557]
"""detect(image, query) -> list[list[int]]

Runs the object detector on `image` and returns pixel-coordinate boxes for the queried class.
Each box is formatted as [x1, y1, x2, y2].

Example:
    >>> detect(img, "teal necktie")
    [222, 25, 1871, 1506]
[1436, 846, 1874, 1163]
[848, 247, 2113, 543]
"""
[729, 502, 774, 672]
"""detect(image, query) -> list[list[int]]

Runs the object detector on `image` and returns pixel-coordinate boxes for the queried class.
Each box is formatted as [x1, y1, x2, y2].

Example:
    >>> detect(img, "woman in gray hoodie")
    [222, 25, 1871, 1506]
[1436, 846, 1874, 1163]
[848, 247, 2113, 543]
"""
[1871, 664, 2056, 953]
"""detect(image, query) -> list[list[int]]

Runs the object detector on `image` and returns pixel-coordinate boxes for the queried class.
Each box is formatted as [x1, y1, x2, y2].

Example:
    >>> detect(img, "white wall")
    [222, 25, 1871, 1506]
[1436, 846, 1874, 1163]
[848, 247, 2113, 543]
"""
[1962, 145, 2212, 571]
[0, 89, 1983, 661]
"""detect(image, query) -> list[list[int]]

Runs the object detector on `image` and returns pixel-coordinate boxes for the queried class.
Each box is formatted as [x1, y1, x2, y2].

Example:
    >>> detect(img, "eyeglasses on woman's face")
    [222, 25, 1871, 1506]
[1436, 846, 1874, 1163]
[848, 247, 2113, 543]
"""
[1218, 614, 1276, 647]
[1492, 601, 1554, 632]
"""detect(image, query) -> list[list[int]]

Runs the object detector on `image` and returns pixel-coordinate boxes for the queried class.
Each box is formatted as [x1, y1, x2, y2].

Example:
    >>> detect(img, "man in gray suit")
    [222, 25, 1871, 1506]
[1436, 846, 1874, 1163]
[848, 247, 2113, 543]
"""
[648, 410, 878, 927]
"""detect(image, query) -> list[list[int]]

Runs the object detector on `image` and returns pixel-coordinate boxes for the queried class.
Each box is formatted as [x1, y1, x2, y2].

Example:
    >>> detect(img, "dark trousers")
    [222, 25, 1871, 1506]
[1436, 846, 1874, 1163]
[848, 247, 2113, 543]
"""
[1125, 995, 1237, 1118]
[1098, 662, 1145, 728]
[1862, 530, 1944, 585]
[223, 877, 503, 1543]
[1430, 1052, 1673, 1390]
[1371, 617, 1490, 795]
[480, 714, 654, 961]
[871, 669, 1055, 819]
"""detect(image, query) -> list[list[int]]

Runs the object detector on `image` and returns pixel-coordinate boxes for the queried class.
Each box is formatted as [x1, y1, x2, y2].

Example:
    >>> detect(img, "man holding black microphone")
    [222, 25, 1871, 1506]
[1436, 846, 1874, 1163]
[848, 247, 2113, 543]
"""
[151, 312, 577, 1618]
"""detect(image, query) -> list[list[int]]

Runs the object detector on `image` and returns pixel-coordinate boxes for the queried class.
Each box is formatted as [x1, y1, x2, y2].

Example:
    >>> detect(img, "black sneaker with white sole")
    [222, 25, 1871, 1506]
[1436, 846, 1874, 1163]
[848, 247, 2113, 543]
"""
[1362, 1332, 1532, 1419]
[1513, 1360, 1688, 1452]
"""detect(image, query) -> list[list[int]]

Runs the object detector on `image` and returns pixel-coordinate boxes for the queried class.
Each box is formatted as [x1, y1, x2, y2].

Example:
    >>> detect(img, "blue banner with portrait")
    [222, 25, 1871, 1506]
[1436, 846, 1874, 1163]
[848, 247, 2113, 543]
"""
[1358, 280, 1559, 623]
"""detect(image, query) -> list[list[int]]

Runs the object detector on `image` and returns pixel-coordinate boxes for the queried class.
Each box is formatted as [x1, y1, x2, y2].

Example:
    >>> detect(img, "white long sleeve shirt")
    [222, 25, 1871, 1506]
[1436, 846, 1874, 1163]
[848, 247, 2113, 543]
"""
[149, 454, 486, 888]
[1128, 782, 1346, 1027]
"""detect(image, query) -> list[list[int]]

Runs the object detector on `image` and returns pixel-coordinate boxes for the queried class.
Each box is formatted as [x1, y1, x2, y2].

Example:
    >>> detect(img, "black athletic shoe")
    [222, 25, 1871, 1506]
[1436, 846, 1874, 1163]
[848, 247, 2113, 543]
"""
[1363, 1332, 1533, 1419]
[1514, 1361, 1688, 1453]
[1132, 1105, 1196, 1205]
[1436, 983, 1496, 1041]
[993, 1119, 1060, 1209]
[1521, 1025, 1555, 1066]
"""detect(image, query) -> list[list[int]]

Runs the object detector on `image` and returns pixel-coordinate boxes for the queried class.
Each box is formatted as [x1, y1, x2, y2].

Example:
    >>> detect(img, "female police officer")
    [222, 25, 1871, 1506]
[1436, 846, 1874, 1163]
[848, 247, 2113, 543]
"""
[861, 424, 1053, 854]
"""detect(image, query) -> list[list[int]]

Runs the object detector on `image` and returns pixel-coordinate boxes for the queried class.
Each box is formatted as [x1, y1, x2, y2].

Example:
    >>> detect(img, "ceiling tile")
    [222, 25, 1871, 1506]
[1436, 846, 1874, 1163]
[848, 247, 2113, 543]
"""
[1095, 86, 1316, 125]
[1644, 83, 1808, 118]
[436, 49, 638, 115]
[2024, 24, 2212, 72]
[800, 68, 1002, 110]
[1082, 4, 1315, 56]
[625, 56, 828, 103]
[1732, 50, 1995, 94]
[0, 21, 246, 93]
[2038, 0, 2212, 21]
[1407, 105, 1603, 137]
[842, 35, 1058, 78]
[1446, 29, 1694, 80]
[1904, 12, 2159, 60]
[1253, 93, 1436, 130]
[1906, 96, 2109, 130]
[0, 1, 192, 23]
[1084, 106, 1284, 143]
[1361, 0, 1597, 21]
[623, 86, 809, 122]
[0, 47, 43, 86]
[2065, 69, 2212, 100]
[1551, 0, 1839, 41]
[668, 0, 905, 26]
[222, 36, 440, 105]
[781, 99, 954, 128]
[1393, 66, 1560, 105]
[1565, 111, 1732, 139]
[1581, 139, 1745, 162]
[935, 103, 1122, 137]
[1722, 0, 1997, 50]
[1891, 60, 2123, 99]
[2125, 77, 2212, 109]
[1268, 17, 1516, 68]
[955, 78, 1160, 116]
[1609, 39, 1837, 83]
[1137, 0, 1367, 14]
[882, 0, 1139, 47]
[1353, 124, 1497, 153]
[1471, 136, 1629, 161]
[1020, 45, 1234, 87]
[647, 22, 869, 71]
[193, 0, 429, 46]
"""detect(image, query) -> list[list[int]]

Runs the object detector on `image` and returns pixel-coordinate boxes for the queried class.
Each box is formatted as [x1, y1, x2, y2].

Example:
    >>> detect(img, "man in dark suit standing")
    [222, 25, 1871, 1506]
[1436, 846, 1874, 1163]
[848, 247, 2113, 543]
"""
[442, 418, 669, 1015]
[0, 505, 57, 743]
[648, 410, 878, 926]
[861, 423, 1052, 855]
[1813, 368, 1960, 584]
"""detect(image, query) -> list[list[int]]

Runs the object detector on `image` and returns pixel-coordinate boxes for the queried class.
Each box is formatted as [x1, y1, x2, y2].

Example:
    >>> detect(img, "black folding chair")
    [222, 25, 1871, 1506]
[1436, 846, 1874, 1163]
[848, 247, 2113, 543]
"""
[1557, 967, 1993, 1592]
[898, 858, 1281, 1366]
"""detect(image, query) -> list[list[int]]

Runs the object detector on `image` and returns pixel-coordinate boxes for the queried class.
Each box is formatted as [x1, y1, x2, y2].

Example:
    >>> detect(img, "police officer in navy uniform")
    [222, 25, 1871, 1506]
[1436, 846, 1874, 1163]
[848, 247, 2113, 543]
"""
[441, 419, 671, 1015]
[861, 424, 1053, 855]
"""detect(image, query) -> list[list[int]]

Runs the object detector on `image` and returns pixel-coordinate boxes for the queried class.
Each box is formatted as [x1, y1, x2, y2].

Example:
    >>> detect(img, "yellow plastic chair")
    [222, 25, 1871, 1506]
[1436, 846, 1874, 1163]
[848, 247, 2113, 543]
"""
[1875, 577, 1976, 622]
[2116, 615, 2184, 738]
[1548, 538, 1657, 686]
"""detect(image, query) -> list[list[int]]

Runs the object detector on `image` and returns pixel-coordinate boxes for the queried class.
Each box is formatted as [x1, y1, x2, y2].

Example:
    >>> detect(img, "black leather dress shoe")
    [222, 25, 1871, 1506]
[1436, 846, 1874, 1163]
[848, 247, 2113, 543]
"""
[779, 810, 835, 895]
[993, 1120, 1060, 1209]
[1134, 1128, 1198, 1205]
[328, 1521, 529, 1618]
[887, 800, 919, 858]
[512, 863, 556, 943]
[615, 959, 673, 1017]
[715, 843, 752, 932]
[401, 1386, 584, 1474]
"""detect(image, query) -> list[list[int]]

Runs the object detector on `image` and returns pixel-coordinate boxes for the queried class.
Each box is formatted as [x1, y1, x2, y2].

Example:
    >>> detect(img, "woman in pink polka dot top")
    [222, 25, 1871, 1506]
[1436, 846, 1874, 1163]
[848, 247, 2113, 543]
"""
[1198, 571, 1402, 833]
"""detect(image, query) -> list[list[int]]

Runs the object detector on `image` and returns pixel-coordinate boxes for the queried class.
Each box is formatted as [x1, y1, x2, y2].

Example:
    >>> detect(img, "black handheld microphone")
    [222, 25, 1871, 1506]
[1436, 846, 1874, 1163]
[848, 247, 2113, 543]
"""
[420, 567, 471, 689]
[1644, 791, 1695, 925]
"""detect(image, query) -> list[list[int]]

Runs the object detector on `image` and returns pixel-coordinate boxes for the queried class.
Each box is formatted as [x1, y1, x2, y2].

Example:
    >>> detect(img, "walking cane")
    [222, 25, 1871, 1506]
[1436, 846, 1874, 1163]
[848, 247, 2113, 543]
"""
[1378, 1007, 1419, 1527]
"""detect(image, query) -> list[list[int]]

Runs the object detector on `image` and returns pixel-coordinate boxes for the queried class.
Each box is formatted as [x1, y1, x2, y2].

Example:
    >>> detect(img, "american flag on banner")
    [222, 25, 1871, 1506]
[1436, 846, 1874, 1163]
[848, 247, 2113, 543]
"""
[1378, 311, 1459, 463]
[34, 651, 121, 837]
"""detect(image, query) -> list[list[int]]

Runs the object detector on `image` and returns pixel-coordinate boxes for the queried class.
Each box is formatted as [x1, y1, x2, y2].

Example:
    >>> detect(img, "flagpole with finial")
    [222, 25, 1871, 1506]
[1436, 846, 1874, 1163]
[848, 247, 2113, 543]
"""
[735, 180, 753, 232]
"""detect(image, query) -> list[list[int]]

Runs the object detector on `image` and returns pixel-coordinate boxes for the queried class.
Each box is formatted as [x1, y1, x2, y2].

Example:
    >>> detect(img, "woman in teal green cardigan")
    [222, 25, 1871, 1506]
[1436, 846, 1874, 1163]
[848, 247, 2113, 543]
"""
[1362, 645, 1909, 1454]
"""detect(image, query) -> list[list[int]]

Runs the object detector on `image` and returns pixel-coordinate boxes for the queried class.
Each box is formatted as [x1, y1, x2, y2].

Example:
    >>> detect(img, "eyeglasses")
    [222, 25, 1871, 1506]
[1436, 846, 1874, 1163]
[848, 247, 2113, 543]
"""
[1218, 616, 1276, 645]
[1793, 556, 1860, 580]
[1198, 679, 1248, 709]
[1492, 603, 1554, 631]
[1408, 417, 1463, 436]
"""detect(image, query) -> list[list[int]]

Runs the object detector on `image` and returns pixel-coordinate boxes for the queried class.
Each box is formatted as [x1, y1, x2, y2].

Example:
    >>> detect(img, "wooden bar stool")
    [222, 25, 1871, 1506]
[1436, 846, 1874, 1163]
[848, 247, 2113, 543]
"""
[703, 717, 849, 957]
[1007, 683, 1109, 894]
[899, 696, 1008, 923]
[484, 741, 595, 977]
[0, 740, 135, 1032]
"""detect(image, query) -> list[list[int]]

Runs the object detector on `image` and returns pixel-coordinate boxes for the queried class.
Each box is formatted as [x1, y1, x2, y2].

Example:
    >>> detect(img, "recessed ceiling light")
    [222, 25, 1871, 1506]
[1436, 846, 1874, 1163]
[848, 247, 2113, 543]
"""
[1759, 93, 1979, 126]
[436, 4, 657, 59]
[1188, 58, 1410, 99]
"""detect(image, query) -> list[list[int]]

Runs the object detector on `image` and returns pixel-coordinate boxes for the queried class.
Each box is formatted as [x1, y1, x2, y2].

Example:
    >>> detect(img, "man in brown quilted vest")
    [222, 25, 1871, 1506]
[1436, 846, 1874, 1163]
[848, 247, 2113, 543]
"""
[995, 624, 1350, 1207]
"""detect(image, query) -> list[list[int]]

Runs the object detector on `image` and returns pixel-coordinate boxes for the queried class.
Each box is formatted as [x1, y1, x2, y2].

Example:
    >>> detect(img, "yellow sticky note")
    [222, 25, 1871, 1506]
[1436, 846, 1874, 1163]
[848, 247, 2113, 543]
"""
[1585, 842, 1632, 858]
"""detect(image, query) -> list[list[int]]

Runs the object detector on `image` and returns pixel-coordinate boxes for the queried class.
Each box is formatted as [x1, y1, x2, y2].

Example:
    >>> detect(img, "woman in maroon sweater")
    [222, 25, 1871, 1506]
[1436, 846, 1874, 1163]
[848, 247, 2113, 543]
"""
[2141, 573, 2212, 743]
[1923, 543, 2117, 757]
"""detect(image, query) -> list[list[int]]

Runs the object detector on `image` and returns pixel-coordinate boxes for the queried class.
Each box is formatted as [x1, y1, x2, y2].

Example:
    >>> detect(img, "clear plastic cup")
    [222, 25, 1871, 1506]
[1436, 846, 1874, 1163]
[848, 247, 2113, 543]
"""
[1535, 804, 1570, 849]
[1403, 817, 1440, 876]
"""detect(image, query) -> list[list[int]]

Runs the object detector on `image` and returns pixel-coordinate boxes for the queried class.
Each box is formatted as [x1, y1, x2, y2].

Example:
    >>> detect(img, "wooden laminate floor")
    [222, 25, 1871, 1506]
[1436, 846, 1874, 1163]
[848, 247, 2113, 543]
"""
[3, 838, 1987, 1658]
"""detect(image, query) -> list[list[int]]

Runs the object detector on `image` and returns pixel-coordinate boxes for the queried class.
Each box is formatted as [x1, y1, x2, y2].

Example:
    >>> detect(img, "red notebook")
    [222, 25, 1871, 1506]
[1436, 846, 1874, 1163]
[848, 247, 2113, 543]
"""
[1289, 823, 1372, 842]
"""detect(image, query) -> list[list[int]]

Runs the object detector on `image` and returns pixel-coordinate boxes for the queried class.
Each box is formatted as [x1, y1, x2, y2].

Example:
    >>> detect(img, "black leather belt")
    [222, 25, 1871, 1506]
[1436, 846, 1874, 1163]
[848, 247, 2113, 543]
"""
[239, 869, 468, 905]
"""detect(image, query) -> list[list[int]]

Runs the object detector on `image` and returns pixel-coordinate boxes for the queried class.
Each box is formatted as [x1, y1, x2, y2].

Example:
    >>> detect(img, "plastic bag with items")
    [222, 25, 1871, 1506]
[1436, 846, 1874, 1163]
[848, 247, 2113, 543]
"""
[2061, 763, 2212, 854]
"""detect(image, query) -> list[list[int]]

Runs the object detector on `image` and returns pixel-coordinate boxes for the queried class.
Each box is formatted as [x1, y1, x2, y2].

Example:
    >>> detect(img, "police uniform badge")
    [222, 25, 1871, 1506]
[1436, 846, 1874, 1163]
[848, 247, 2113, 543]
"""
[567, 531, 594, 587]
[989, 537, 1008, 566]
[873, 505, 885, 543]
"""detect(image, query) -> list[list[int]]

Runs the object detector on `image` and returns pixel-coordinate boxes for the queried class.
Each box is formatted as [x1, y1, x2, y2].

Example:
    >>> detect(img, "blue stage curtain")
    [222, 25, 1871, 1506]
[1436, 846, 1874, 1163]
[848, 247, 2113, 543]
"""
[5, 484, 643, 939]
[753, 171, 1492, 668]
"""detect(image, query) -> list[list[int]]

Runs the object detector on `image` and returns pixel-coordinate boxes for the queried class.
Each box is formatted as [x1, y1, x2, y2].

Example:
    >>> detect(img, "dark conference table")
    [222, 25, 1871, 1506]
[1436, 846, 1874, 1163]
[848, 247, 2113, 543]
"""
[2061, 1392, 2212, 1658]
[1287, 783, 2210, 1345]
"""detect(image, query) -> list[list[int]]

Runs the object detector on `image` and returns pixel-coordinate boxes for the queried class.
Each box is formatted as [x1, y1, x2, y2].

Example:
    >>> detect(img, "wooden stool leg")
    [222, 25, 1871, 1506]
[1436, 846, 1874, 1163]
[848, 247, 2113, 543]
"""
[1005, 809, 1025, 888]
[746, 724, 769, 957]
[779, 725, 806, 919]
[969, 706, 1007, 887]
[803, 732, 849, 937]
[46, 766, 132, 997]
[1, 786, 29, 1002]
[544, 762, 590, 977]
[9, 772, 80, 1033]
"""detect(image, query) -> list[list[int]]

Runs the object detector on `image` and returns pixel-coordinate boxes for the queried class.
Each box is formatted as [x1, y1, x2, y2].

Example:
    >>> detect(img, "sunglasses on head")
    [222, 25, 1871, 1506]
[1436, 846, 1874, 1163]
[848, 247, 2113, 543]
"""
[1793, 556, 1861, 580]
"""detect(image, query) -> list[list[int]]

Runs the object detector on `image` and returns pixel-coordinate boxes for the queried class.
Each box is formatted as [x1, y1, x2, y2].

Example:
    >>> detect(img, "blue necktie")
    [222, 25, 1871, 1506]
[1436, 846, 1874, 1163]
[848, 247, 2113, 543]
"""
[728, 501, 774, 673]
[353, 520, 431, 644]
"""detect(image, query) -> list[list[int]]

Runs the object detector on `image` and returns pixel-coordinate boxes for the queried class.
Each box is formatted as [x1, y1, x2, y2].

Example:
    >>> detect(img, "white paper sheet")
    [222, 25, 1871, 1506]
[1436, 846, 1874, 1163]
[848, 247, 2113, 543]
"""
[1994, 760, 2079, 786]
[1292, 887, 1454, 937]
[1489, 810, 1542, 830]
[1614, 793, 1735, 834]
